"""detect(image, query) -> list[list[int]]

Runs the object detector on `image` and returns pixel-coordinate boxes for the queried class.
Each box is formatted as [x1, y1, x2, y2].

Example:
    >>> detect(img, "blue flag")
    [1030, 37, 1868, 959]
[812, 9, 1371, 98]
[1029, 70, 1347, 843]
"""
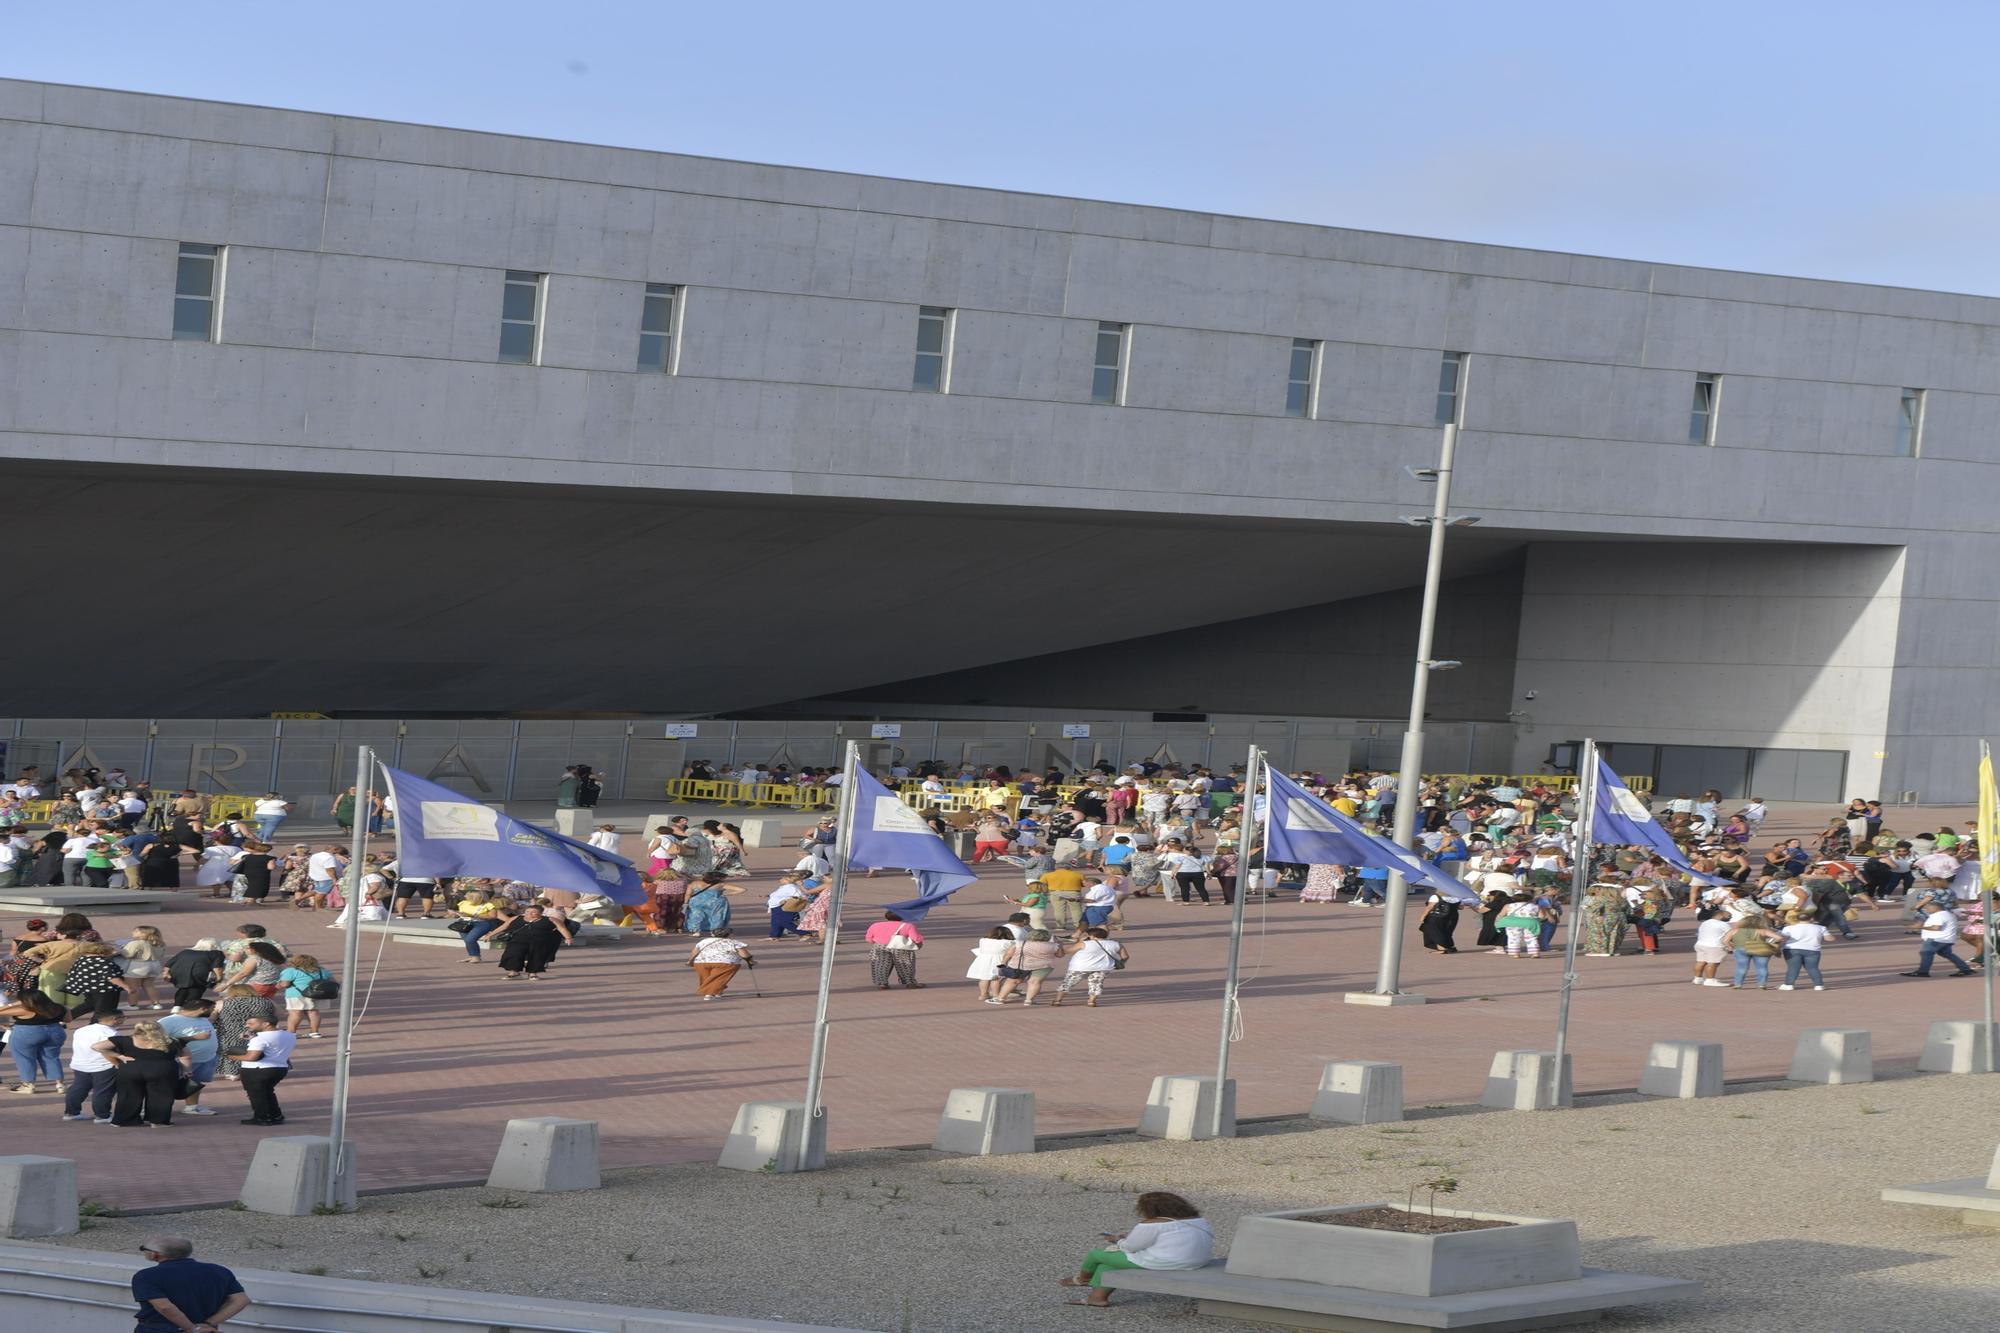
[1588, 757, 1729, 886]
[1264, 770, 1478, 903]
[844, 769, 978, 923]
[380, 766, 646, 905]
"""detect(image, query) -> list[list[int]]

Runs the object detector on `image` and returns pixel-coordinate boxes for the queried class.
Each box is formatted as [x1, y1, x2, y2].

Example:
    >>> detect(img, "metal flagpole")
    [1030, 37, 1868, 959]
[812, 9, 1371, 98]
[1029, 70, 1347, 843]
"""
[324, 744, 373, 1210]
[1366, 420, 1468, 1001]
[1210, 745, 1262, 1138]
[1552, 738, 1597, 1074]
[800, 739, 860, 1135]
[1983, 741, 1995, 1035]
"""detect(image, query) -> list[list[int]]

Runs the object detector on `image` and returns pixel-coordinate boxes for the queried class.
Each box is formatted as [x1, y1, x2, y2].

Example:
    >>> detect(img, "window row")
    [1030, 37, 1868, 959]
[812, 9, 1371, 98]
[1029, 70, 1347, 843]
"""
[163, 243, 1931, 452]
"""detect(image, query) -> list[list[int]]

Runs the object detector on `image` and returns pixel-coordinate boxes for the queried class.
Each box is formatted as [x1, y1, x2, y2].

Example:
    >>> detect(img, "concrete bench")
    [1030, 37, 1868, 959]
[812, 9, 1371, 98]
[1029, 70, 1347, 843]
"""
[1103, 1260, 1697, 1329]
[0, 887, 182, 913]
[1882, 1144, 2000, 1228]
[327, 918, 628, 948]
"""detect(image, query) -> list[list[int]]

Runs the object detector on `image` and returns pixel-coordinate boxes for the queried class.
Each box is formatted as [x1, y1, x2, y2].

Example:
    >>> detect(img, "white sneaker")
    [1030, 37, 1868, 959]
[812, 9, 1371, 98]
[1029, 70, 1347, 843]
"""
[1778, 984, 1795, 991]
[1813, 985, 1826, 991]
[1690, 978, 1703, 984]
[184, 1106, 217, 1116]
[1702, 979, 1730, 987]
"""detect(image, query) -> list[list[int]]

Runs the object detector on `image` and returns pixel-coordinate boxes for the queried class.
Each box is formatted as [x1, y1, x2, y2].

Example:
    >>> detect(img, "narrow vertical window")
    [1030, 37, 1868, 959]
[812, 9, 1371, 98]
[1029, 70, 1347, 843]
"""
[1434, 350, 1464, 425]
[913, 305, 952, 392]
[499, 270, 544, 365]
[173, 243, 222, 342]
[1689, 372, 1720, 444]
[1897, 387, 1926, 457]
[1092, 321, 1127, 405]
[638, 282, 678, 373]
[1286, 337, 1320, 419]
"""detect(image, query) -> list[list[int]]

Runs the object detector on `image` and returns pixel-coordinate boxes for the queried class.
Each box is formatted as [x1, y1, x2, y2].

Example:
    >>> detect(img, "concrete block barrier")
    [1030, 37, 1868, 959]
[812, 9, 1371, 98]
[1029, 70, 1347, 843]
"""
[1636, 1040, 1724, 1099]
[718, 1101, 827, 1173]
[1481, 1050, 1572, 1111]
[1790, 1028, 1873, 1085]
[486, 1116, 601, 1192]
[239, 1137, 357, 1216]
[1918, 1020, 1998, 1074]
[1137, 1075, 1236, 1141]
[0, 1155, 77, 1238]
[932, 1087, 1036, 1156]
[1308, 1060, 1404, 1125]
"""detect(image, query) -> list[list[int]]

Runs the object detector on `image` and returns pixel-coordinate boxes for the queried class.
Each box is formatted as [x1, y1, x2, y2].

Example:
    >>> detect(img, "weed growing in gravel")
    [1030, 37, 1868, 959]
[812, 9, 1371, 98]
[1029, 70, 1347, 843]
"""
[1359, 1149, 1384, 1161]
[1606, 1125, 1632, 1132]
[296, 1266, 329, 1277]
[310, 1204, 348, 1216]
[1859, 1105, 1886, 1115]
[388, 1231, 415, 1243]
[78, 1198, 115, 1217]
[1377, 1127, 1419, 1136]
[479, 1196, 527, 1209]
[623, 1250, 639, 1263]
[1731, 1114, 1757, 1120]
[1093, 1157, 1125, 1170]
[414, 1264, 449, 1279]
[226, 1202, 246, 1212]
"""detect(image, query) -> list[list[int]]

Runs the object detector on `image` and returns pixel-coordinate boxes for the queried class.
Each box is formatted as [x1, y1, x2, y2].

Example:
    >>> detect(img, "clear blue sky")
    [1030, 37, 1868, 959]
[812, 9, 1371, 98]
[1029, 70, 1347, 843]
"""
[13, 1, 1999, 294]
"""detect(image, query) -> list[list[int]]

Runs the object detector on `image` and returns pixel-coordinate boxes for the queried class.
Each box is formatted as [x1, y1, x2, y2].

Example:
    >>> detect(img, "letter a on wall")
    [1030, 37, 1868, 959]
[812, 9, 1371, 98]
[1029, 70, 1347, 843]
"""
[427, 744, 494, 794]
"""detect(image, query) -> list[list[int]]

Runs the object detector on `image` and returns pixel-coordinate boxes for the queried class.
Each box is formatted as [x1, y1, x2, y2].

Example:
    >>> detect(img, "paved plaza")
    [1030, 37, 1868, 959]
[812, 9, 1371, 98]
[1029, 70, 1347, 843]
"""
[3, 803, 1984, 1213]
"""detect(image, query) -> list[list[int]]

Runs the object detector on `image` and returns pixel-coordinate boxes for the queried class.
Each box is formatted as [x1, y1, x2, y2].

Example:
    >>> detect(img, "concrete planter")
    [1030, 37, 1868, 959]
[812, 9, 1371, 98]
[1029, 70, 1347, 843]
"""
[1224, 1203, 1581, 1298]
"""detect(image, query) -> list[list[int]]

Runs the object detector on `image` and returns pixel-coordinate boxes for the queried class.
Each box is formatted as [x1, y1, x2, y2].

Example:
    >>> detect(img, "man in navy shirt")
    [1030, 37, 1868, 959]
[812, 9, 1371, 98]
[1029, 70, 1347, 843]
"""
[131, 1236, 248, 1333]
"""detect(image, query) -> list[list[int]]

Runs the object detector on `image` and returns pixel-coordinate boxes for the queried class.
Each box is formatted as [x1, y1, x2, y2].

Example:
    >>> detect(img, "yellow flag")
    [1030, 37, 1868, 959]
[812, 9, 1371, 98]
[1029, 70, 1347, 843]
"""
[1980, 746, 1999, 892]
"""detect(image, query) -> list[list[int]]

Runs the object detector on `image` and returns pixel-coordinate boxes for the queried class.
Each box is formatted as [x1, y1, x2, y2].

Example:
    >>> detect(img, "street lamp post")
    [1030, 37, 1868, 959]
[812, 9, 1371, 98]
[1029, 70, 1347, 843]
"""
[1347, 421, 1477, 1006]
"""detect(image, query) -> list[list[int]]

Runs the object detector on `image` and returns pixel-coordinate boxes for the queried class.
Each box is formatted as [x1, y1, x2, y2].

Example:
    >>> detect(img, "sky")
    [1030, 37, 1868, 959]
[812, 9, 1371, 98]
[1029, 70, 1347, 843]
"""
[12, 0, 2000, 294]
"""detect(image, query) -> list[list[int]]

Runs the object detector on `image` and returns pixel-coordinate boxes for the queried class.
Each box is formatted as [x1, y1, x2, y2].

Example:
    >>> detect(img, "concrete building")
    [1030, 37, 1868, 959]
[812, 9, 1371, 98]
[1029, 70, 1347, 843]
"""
[1, 78, 1994, 800]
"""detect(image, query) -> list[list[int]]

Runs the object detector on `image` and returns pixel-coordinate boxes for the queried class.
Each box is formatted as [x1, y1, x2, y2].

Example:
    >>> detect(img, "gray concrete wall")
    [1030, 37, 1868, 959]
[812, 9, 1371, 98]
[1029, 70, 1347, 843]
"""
[3, 79, 1998, 795]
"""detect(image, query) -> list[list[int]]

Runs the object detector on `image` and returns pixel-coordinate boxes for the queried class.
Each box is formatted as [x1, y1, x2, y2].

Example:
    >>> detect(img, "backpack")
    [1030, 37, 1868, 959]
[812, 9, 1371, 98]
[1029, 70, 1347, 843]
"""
[303, 971, 341, 1001]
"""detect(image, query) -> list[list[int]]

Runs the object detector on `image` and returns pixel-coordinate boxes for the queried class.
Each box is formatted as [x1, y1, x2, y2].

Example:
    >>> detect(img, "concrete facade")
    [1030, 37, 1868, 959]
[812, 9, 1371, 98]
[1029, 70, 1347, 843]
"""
[3, 80, 1997, 796]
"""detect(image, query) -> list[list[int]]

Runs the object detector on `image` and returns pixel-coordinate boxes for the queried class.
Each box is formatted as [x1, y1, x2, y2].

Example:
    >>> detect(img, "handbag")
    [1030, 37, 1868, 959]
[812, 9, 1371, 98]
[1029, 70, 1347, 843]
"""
[778, 896, 809, 913]
[883, 925, 919, 951]
[447, 917, 475, 934]
[303, 972, 341, 1000]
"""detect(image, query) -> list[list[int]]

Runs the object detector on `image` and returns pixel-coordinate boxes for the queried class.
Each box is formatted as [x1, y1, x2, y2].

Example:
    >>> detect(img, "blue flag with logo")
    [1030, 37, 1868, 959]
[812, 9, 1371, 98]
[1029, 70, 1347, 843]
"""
[843, 769, 979, 923]
[381, 766, 646, 905]
[1588, 756, 1729, 886]
[1264, 770, 1477, 902]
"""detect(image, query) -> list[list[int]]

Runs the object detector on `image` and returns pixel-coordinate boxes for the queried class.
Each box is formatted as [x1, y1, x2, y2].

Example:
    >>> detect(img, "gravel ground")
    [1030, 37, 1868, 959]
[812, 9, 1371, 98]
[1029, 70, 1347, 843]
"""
[41, 1070, 2000, 1332]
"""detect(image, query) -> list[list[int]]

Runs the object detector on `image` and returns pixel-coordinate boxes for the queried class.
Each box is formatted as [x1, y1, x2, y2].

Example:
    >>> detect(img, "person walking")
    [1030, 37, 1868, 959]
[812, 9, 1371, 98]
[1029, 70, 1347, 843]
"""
[277, 954, 334, 1038]
[1496, 893, 1546, 958]
[157, 1001, 221, 1118]
[213, 985, 276, 1082]
[2, 989, 68, 1094]
[1778, 909, 1830, 990]
[687, 928, 751, 999]
[164, 939, 225, 1010]
[131, 1236, 250, 1333]
[681, 873, 738, 937]
[61, 1011, 122, 1123]
[234, 1016, 295, 1125]
[97, 1019, 188, 1128]
[968, 926, 1014, 1004]
[1050, 927, 1126, 1007]
[1418, 889, 1461, 954]
[252, 793, 290, 844]
[865, 912, 926, 989]
[1903, 901, 1978, 977]
[994, 929, 1066, 1005]
[1728, 913, 1785, 989]
[491, 903, 573, 980]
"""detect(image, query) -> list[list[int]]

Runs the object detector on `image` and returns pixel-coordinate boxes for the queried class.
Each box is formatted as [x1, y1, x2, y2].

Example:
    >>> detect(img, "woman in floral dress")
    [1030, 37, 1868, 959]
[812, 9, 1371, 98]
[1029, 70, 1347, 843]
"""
[1299, 863, 1342, 904]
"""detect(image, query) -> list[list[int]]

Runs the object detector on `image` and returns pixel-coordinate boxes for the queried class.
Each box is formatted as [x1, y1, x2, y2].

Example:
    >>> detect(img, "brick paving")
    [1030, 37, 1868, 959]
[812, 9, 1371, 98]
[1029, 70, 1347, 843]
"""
[3, 803, 1985, 1211]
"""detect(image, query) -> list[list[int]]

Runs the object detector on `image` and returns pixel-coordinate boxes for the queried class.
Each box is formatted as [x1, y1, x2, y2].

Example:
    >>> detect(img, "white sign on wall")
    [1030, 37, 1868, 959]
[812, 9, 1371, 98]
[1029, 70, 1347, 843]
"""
[664, 723, 699, 738]
[871, 724, 903, 738]
[1061, 724, 1091, 739]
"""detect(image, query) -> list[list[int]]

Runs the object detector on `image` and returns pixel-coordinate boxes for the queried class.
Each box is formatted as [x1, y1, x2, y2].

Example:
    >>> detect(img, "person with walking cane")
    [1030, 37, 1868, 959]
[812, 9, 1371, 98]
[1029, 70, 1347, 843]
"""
[688, 927, 752, 999]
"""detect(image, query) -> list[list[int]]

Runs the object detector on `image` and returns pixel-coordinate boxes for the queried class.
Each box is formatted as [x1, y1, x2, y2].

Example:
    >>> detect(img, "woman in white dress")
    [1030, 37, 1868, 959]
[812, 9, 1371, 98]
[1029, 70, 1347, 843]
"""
[967, 927, 1014, 1004]
[195, 842, 238, 899]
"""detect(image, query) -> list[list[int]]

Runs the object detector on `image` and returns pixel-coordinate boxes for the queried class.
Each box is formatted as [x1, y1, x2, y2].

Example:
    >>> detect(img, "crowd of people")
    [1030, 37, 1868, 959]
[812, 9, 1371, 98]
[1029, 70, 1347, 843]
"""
[1, 914, 314, 1125]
